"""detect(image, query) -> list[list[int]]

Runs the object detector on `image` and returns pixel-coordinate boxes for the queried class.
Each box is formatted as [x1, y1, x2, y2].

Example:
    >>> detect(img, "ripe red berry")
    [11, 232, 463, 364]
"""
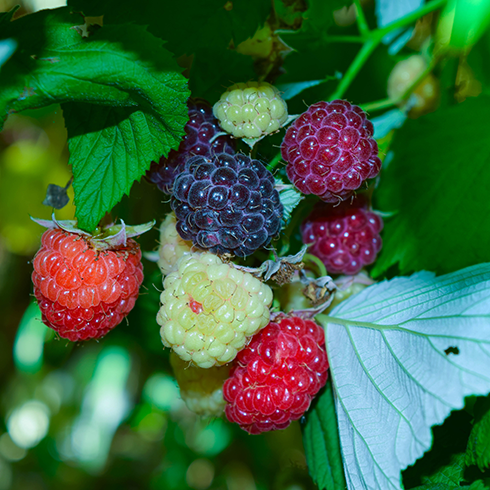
[223, 316, 329, 434]
[301, 196, 383, 275]
[32, 228, 144, 341]
[281, 100, 381, 202]
[148, 98, 236, 194]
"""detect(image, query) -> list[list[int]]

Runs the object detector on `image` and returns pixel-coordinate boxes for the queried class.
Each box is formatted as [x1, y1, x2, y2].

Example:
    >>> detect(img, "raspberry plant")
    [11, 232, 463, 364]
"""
[2, 1, 490, 489]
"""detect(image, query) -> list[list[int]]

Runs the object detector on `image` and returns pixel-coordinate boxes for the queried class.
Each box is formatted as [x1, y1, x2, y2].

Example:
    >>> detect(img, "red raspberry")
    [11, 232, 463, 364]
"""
[148, 99, 236, 194]
[223, 316, 329, 434]
[301, 196, 383, 275]
[281, 100, 381, 202]
[32, 228, 144, 341]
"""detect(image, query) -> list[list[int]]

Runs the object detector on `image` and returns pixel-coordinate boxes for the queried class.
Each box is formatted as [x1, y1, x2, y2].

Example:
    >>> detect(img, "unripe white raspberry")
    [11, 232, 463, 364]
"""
[213, 81, 288, 139]
[158, 213, 192, 276]
[157, 252, 273, 368]
[387, 55, 439, 118]
[170, 352, 229, 417]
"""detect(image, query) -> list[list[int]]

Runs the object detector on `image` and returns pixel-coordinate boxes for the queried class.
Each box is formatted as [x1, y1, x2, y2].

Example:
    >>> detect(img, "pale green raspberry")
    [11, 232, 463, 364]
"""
[158, 252, 273, 368]
[213, 81, 288, 139]
[158, 213, 193, 276]
[170, 351, 229, 417]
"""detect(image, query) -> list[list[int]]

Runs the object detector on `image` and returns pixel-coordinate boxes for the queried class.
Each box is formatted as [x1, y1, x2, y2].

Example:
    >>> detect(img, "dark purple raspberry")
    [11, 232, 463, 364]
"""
[147, 99, 236, 194]
[171, 153, 283, 257]
[281, 100, 381, 203]
[301, 196, 383, 275]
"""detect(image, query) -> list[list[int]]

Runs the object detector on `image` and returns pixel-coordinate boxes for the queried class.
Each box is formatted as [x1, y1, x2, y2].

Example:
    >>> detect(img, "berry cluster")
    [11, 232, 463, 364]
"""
[171, 153, 283, 257]
[281, 100, 381, 202]
[213, 81, 288, 139]
[157, 252, 273, 368]
[31, 83, 384, 435]
[148, 99, 235, 194]
[223, 316, 329, 434]
[301, 197, 383, 275]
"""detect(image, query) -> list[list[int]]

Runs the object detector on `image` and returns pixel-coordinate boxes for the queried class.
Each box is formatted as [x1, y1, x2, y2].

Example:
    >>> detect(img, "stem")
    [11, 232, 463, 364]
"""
[267, 152, 283, 171]
[329, 0, 448, 101]
[377, 0, 448, 37]
[360, 98, 395, 113]
[304, 253, 328, 278]
[353, 0, 370, 36]
[329, 37, 377, 100]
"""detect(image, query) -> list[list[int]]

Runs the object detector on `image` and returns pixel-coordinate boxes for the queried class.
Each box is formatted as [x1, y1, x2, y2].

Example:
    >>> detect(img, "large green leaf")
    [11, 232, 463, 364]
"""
[372, 95, 490, 277]
[321, 263, 490, 489]
[0, 8, 189, 231]
[302, 379, 347, 490]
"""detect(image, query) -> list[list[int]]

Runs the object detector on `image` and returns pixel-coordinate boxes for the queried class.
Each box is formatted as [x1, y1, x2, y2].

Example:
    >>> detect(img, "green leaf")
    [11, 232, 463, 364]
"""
[189, 48, 255, 103]
[321, 263, 490, 489]
[0, 8, 189, 231]
[278, 0, 351, 47]
[275, 179, 303, 226]
[422, 453, 466, 486]
[372, 95, 490, 277]
[408, 453, 489, 489]
[302, 379, 347, 490]
[67, 0, 270, 58]
[466, 396, 490, 471]
[0, 10, 185, 125]
[63, 104, 176, 232]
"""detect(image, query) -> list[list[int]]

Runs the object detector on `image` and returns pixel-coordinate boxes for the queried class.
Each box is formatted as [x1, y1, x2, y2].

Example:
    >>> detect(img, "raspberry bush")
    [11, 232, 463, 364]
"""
[3, 1, 490, 490]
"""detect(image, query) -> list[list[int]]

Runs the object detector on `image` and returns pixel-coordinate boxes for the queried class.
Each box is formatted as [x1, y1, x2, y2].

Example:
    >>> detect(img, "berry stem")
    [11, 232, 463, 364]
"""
[304, 253, 328, 278]
[329, 0, 448, 101]
[329, 37, 377, 100]
[267, 152, 283, 171]
[353, 0, 370, 37]
[376, 0, 448, 39]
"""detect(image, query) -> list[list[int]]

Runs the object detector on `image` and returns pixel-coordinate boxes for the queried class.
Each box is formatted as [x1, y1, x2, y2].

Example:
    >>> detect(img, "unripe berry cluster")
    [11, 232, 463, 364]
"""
[213, 81, 288, 139]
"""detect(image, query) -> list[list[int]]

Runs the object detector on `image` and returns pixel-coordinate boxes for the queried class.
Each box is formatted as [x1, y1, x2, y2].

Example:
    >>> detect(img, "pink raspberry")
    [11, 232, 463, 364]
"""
[223, 316, 329, 434]
[281, 100, 381, 202]
[301, 196, 383, 275]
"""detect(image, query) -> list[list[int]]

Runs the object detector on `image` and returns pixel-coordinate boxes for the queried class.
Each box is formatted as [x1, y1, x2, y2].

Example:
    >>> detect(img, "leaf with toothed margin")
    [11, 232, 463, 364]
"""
[1, 8, 189, 232]
[314, 263, 490, 490]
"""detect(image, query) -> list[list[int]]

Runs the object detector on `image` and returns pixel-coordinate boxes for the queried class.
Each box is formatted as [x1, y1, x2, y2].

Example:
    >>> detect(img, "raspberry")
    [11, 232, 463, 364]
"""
[213, 81, 288, 139]
[157, 252, 273, 368]
[387, 55, 440, 118]
[32, 228, 143, 341]
[171, 153, 283, 257]
[281, 100, 381, 203]
[147, 99, 236, 194]
[223, 316, 329, 434]
[301, 196, 383, 275]
[158, 213, 193, 276]
[170, 352, 229, 417]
